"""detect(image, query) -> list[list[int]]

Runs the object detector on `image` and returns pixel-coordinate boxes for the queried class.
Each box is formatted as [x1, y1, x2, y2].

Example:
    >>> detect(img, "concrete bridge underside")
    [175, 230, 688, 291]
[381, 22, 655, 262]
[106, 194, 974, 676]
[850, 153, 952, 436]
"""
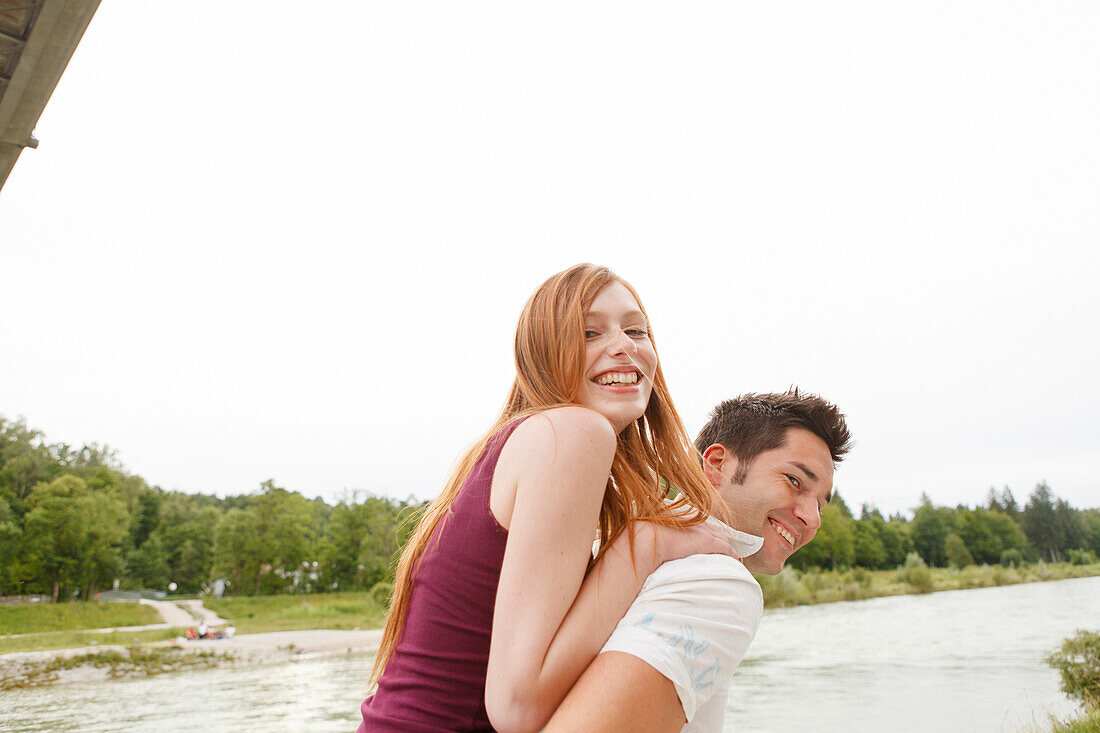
[0, 0, 100, 193]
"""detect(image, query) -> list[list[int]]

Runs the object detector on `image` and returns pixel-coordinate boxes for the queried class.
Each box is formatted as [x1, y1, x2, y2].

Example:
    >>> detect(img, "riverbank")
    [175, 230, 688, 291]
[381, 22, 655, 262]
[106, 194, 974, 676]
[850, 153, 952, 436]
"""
[0, 598, 225, 654]
[0, 628, 382, 689]
[8, 576, 1094, 732]
[4, 563, 1099, 690]
[757, 559, 1100, 607]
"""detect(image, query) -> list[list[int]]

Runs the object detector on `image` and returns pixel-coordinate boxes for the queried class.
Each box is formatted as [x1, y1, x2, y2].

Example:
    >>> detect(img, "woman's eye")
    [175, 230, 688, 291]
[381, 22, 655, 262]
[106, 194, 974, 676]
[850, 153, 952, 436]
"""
[625, 328, 649, 338]
[584, 330, 600, 340]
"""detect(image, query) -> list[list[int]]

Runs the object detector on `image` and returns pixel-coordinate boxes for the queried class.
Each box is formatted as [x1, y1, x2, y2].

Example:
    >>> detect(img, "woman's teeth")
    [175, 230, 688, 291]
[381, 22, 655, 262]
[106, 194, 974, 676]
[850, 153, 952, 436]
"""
[770, 519, 794, 546]
[595, 372, 638, 385]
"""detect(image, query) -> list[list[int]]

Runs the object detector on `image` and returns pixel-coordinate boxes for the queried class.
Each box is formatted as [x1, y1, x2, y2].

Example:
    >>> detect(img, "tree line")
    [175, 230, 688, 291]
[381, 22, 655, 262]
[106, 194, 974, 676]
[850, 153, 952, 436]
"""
[788, 485, 1100, 572]
[0, 416, 418, 601]
[2, 414, 1098, 602]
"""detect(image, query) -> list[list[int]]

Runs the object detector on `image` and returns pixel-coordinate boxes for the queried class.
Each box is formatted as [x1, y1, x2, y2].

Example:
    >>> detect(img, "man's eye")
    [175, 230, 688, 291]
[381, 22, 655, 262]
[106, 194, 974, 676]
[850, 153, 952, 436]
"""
[787, 474, 801, 488]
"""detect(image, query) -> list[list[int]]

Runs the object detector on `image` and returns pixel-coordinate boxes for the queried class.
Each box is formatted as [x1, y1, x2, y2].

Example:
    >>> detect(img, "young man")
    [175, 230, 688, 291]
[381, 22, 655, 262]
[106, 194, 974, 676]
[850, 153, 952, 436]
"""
[546, 389, 852, 732]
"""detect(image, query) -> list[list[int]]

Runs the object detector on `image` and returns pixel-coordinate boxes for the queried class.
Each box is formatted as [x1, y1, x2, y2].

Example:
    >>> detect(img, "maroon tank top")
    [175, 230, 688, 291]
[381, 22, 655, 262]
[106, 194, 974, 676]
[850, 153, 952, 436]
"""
[358, 417, 527, 732]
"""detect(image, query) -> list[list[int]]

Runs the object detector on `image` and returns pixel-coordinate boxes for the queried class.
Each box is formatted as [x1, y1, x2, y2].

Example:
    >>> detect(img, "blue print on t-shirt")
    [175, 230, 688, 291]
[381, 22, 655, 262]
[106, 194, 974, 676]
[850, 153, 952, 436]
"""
[636, 613, 722, 693]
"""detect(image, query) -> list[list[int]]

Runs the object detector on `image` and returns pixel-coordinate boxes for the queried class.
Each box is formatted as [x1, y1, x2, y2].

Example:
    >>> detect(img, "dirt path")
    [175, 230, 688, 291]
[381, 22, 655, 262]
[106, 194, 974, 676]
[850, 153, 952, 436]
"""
[139, 599, 195, 627]
[175, 599, 228, 626]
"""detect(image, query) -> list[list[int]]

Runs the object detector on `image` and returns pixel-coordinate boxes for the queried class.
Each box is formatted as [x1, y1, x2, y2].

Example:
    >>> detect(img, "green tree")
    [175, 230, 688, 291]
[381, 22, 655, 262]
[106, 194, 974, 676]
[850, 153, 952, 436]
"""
[789, 504, 854, 569]
[986, 511, 1028, 557]
[22, 475, 91, 601]
[321, 501, 373, 591]
[910, 498, 950, 567]
[251, 479, 314, 581]
[945, 532, 973, 568]
[125, 534, 171, 590]
[213, 508, 263, 594]
[22, 475, 129, 601]
[0, 496, 22, 594]
[155, 495, 219, 592]
[1023, 482, 1061, 561]
[0, 416, 63, 514]
[958, 508, 1003, 565]
[853, 518, 887, 569]
[77, 490, 129, 598]
[1083, 510, 1100, 555]
[129, 489, 162, 550]
[321, 495, 410, 591]
[1055, 499, 1088, 554]
[879, 520, 913, 568]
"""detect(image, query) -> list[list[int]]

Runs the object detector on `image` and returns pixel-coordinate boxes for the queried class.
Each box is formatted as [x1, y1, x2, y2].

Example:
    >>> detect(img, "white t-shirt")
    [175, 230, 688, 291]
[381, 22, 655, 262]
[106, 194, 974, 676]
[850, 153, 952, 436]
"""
[599, 521, 764, 733]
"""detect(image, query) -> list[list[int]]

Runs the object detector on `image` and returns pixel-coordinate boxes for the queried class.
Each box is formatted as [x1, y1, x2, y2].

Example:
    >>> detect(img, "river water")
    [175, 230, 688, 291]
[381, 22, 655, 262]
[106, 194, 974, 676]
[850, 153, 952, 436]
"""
[2, 576, 1097, 732]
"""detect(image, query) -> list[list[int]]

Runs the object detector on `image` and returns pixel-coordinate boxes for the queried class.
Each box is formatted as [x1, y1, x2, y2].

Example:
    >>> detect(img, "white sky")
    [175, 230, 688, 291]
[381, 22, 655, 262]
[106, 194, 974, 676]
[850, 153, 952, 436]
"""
[2, 2, 1097, 517]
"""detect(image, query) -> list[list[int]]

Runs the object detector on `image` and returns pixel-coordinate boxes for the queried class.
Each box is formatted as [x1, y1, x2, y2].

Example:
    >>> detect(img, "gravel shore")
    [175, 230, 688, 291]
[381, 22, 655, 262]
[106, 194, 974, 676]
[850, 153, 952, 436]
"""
[0, 628, 384, 688]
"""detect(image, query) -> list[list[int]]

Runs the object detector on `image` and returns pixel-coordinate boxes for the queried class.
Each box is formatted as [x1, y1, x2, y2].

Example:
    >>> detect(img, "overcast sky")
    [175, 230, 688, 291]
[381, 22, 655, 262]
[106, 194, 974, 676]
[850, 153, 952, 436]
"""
[2, 2, 1097, 517]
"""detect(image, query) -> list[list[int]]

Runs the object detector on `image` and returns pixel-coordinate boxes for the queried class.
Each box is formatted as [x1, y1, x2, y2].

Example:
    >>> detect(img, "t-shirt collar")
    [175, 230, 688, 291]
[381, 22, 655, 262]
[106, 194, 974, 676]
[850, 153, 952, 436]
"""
[704, 514, 765, 558]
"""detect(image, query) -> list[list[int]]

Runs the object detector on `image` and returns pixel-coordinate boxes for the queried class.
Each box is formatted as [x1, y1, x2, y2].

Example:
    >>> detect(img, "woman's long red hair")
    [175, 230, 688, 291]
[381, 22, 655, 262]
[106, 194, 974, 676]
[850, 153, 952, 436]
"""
[370, 264, 715, 684]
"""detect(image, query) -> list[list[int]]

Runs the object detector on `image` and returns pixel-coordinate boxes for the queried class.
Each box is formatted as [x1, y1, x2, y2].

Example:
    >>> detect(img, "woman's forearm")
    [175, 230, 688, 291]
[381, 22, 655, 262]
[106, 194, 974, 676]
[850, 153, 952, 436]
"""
[487, 525, 661, 733]
[487, 516, 738, 733]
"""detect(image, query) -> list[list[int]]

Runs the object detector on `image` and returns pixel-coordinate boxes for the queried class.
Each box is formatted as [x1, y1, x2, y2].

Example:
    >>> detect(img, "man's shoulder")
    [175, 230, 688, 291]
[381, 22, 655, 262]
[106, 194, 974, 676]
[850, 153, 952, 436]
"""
[644, 553, 761, 592]
[604, 554, 764, 730]
[635, 554, 764, 628]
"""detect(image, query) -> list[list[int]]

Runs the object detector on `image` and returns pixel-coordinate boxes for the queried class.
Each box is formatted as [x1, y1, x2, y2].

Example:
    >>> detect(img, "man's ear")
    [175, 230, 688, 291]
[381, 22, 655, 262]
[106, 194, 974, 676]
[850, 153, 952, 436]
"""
[701, 444, 731, 488]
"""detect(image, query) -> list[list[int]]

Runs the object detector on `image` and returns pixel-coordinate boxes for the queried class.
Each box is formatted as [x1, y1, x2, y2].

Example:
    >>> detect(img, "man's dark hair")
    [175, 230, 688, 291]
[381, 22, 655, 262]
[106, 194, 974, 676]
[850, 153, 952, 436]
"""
[694, 388, 852, 484]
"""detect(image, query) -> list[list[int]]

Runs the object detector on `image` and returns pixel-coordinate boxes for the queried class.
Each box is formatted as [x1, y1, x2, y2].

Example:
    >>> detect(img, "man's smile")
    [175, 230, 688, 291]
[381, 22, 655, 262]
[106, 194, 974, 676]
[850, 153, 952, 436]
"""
[768, 518, 796, 548]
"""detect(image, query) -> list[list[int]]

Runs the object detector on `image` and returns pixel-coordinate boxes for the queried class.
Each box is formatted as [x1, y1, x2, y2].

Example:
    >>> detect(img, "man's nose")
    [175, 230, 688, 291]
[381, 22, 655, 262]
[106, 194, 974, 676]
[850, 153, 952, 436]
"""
[796, 496, 822, 531]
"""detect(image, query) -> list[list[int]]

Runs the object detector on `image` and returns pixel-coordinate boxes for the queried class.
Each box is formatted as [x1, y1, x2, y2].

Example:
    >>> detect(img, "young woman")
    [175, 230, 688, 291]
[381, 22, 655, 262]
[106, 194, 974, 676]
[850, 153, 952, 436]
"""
[358, 264, 733, 733]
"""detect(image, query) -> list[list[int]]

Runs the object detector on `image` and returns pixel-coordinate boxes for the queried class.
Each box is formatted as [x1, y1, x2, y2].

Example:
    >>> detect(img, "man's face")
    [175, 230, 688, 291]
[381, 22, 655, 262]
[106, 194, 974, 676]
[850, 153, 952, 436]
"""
[704, 427, 834, 575]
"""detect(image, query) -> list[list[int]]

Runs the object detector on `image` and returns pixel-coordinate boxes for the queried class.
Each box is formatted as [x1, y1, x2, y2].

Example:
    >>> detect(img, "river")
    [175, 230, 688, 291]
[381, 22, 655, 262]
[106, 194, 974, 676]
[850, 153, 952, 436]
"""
[2, 576, 1097, 732]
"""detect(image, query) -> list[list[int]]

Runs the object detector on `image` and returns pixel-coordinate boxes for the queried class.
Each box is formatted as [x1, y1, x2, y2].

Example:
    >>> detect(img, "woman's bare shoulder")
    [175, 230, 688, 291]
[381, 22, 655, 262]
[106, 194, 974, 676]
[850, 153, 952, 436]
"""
[514, 406, 616, 448]
[500, 407, 617, 467]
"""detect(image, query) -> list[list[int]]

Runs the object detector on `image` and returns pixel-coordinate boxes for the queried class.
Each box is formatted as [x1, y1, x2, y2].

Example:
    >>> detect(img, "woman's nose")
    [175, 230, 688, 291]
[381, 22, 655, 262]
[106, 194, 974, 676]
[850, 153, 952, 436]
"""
[607, 328, 637, 355]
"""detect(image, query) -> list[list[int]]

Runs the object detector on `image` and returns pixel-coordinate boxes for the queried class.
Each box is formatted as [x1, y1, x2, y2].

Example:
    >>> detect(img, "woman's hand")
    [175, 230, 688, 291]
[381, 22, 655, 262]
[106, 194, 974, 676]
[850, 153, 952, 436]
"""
[608, 518, 739, 579]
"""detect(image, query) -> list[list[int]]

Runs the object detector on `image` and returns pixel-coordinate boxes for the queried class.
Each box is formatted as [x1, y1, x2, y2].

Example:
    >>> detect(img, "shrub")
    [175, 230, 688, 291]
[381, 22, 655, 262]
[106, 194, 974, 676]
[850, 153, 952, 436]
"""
[842, 582, 863, 601]
[851, 567, 873, 588]
[897, 552, 933, 592]
[959, 564, 993, 589]
[1048, 709, 1100, 732]
[1045, 630, 1100, 711]
[1068, 550, 1098, 566]
[369, 581, 394, 608]
[800, 568, 826, 597]
[757, 567, 811, 606]
[1000, 549, 1024, 567]
[991, 565, 1020, 586]
[945, 533, 974, 568]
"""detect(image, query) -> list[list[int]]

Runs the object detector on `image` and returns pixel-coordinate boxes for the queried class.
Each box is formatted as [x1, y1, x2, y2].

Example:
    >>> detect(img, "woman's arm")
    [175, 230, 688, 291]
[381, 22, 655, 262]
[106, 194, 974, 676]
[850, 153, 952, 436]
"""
[484, 407, 733, 733]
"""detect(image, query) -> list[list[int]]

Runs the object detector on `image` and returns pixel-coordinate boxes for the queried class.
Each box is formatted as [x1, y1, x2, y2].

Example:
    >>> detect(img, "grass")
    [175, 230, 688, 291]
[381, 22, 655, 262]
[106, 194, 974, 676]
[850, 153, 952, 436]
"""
[0, 645, 229, 690]
[1021, 710, 1100, 732]
[0, 627, 184, 655]
[0, 601, 160, 636]
[204, 591, 388, 633]
[1049, 710, 1100, 732]
[756, 561, 1100, 609]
